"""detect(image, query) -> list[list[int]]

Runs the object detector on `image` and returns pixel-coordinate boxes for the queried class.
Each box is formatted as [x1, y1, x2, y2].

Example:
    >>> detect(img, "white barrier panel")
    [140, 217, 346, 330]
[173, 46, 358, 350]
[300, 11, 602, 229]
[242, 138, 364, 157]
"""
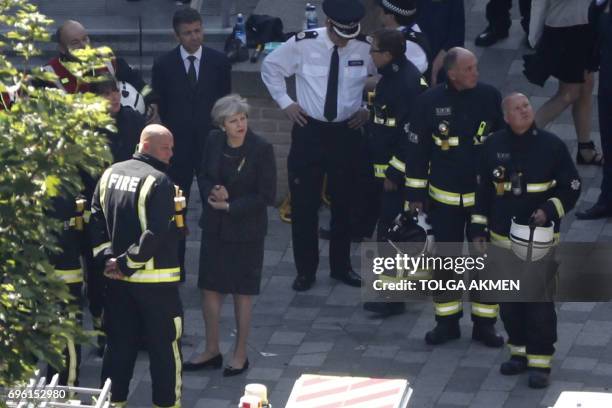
[285, 374, 412, 408]
[552, 391, 612, 408]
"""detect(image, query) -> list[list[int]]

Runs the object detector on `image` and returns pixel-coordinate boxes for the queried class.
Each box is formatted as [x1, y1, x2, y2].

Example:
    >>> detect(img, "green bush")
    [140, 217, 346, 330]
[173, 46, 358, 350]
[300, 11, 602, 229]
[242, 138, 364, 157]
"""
[0, 0, 113, 387]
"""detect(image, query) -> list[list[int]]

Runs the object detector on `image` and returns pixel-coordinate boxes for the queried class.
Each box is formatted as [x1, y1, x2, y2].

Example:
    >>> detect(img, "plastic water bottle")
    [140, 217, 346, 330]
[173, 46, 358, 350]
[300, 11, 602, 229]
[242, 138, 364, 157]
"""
[306, 3, 318, 30]
[235, 13, 247, 46]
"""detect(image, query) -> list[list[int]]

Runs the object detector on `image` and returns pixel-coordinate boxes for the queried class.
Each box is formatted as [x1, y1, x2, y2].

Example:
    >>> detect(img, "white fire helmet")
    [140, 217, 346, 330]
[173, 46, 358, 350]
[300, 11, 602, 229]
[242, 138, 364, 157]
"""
[118, 81, 145, 115]
[509, 217, 555, 261]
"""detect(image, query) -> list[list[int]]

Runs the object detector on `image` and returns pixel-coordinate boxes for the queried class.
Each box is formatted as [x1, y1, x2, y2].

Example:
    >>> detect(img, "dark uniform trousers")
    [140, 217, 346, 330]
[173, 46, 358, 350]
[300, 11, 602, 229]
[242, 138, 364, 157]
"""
[486, 0, 531, 34]
[501, 302, 557, 371]
[599, 92, 612, 205]
[429, 201, 499, 325]
[101, 281, 183, 407]
[288, 118, 361, 278]
[47, 282, 83, 386]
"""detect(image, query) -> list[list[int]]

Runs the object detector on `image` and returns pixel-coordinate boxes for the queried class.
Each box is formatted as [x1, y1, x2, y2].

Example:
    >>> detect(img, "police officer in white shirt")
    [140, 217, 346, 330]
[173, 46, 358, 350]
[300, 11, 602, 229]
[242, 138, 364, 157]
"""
[378, 0, 431, 76]
[262, 0, 375, 292]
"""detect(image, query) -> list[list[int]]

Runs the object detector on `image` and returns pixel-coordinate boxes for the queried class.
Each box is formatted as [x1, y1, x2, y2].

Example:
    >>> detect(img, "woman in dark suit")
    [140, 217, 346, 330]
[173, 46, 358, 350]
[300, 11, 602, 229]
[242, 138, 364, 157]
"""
[184, 94, 276, 377]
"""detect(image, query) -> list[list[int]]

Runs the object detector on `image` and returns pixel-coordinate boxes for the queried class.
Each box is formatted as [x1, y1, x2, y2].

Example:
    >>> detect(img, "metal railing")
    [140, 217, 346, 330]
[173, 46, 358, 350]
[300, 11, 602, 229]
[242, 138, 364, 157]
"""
[4, 372, 112, 408]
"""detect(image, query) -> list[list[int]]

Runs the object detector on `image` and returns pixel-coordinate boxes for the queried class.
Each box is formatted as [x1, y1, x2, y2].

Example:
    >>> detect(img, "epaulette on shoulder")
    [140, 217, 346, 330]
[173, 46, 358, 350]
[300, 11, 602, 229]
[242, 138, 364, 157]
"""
[355, 34, 371, 44]
[295, 30, 318, 41]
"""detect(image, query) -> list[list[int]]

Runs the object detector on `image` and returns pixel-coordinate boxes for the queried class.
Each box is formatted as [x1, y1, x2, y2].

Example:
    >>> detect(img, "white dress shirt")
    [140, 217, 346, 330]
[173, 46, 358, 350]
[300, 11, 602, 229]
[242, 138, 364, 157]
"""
[180, 45, 203, 80]
[399, 24, 428, 74]
[261, 27, 376, 122]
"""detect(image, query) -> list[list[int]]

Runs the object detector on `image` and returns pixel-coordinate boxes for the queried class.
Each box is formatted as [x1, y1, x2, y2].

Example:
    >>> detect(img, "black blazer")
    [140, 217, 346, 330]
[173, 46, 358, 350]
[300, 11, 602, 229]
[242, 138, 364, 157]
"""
[152, 46, 231, 170]
[197, 129, 277, 242]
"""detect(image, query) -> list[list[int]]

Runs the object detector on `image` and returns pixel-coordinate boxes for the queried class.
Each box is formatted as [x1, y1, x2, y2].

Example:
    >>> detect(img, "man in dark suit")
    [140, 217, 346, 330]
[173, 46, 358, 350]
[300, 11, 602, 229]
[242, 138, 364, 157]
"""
[151, 8, 231, 278]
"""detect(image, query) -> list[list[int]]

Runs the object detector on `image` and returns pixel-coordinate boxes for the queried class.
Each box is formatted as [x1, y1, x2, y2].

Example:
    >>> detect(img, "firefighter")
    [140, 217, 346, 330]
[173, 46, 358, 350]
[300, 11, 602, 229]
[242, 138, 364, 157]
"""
[89, 124, 183, 407]
[45, 193, 87, 386]
[471, 93, 581, 388]
[361, 28, 427, 316]
[405, 47, 505, 346]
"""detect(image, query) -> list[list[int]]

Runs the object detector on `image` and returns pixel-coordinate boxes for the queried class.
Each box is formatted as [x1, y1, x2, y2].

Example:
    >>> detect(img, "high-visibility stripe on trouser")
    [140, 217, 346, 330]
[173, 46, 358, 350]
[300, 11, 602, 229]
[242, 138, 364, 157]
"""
[508, 343, 527, 357]
[471, 302, 499, 318]
[435, 301, 462, 317]
[66, 335, 78, 387]
[527, 354, 552, 369]
[172, 316, 183, 408]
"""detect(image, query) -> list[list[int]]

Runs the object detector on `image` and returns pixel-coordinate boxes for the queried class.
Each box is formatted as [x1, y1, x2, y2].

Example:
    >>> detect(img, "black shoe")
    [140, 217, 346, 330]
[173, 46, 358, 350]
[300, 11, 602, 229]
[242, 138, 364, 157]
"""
[528, 370, 550, 389]
[500, 358, 528, 375]
[223, 358, 249, 377]
[363, 302, 406, 317]
[183, 354, 223, 371]
[319, 227, 331, 240]
[472, 324, 504, 348]
[330, 269, 362, 287]
[292, 275, 315, 291]
[576, 203, 612, 220]
[425, 321, 461, 345]
[475, 27, 509, 47]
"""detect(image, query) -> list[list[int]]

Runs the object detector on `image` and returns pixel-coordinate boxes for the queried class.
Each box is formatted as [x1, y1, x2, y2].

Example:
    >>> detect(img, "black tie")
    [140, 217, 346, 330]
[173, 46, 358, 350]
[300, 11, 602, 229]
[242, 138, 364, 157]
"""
[324, 45, 339, 122]
[187, 55, 197, 87]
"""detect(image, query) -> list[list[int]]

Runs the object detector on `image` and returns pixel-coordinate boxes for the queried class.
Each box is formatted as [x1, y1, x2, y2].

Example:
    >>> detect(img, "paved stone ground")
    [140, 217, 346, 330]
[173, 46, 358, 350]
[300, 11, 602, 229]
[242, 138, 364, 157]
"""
[38, 0, 612, 406]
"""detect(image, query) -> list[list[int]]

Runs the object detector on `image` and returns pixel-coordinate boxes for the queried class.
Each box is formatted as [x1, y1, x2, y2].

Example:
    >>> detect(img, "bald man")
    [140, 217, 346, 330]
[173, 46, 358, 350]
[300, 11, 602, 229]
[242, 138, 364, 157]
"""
[405, 47, 505, 347]
[89, 124, 184, 407]
[41, 19, 153, 115]
[471, 93, 580, 388]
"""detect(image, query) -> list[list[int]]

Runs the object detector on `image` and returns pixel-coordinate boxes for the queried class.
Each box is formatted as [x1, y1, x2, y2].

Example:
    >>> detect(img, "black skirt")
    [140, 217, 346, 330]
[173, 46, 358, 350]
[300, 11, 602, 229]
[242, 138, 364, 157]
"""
[524, 24, 597, 86]
[198, 232, 264, 295]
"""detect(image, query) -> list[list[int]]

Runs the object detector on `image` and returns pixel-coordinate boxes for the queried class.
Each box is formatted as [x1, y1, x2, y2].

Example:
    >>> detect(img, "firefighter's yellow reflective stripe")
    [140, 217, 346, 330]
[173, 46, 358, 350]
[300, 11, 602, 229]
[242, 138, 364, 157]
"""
[127, 256, 146, 269]
[420, 77, 428, 87]
[526, 180, 557, 193]
[137, 175, 157, 271]
[429, 185, 460, 205]
[548, 197, 565, 218]
[471, 214, 488, 225]
[54, 268, 83, 283]
[99, 168, 112, 212]
[493, 182, 512, 191]
[374, 164, 388, 179]
[434, 301, 462, 316]
[84, 210, 91, 223]
[429, 185, 475, 207]
[67, 334, 77, 387]
[432, 135, 459, 146]
[119, 268, 181, 283]
[373, 115, 397, 127]
[172, 316, 182, 407]
[389, 156, 405, 172]
[141, 84, 152, 96]
[471, 302, 498, 318]
[405, 177, 428, 188]
[508, 344, 527, 356]
[527, 354, 552, 369]
[93, 241, 111, 257]
[490, 230, 512, 249]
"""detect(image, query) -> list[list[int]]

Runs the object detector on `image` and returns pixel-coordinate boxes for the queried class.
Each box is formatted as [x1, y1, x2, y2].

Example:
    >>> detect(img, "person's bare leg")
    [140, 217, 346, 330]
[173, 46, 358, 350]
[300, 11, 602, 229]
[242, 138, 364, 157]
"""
[189, 289, 224, 363]
[229, 294, 252, 368]
[573, 72, 601, 162]
[535, 81, 581, 129]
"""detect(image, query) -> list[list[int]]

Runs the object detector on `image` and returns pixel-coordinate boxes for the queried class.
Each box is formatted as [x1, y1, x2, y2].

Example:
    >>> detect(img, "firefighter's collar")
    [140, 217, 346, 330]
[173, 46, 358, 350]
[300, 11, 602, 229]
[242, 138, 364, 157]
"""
[133, 152, 169, 172]
[509, 123, 537, 138]
[378, 55, 407, 76]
